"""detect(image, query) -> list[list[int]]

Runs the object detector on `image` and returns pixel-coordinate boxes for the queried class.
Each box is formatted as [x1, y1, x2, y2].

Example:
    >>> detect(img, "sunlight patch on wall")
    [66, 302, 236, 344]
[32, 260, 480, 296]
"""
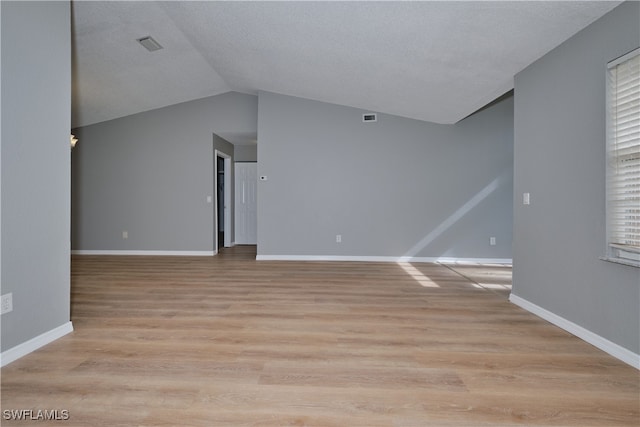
[402, 172, 507, 259]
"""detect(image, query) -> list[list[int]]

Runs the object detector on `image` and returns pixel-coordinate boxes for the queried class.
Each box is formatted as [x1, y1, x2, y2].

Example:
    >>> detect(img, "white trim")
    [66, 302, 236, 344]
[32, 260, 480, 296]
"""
[71, 250, 215, 256]
[1, 322, 73, 367]
[509, 294, 639, 370]
[256, 255, 512, 264]
[600, 256, 640, 268]
[607, 47, 640, 68]
[610, 243, 640, 255]
[604, 246, 640, 268]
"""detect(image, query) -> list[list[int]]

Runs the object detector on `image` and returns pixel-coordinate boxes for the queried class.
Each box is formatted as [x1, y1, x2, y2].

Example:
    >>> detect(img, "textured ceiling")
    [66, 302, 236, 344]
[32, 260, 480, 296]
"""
[71, 1, 622, 137]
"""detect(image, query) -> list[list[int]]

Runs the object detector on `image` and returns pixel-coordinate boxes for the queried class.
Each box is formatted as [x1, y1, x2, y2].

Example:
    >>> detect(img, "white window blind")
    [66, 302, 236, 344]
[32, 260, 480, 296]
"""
[607, 49, 640, 262]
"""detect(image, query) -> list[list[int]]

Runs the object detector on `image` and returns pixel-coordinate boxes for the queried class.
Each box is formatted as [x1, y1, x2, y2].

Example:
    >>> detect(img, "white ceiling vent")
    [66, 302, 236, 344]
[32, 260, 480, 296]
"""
[137, 36, 163, 52]
[362, 113, 377, 123]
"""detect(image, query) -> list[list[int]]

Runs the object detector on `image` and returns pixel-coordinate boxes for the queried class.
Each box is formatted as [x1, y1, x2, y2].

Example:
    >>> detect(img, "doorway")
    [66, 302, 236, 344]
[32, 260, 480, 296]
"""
[216, 156, 225, 249]
[214, 150, 231, 253]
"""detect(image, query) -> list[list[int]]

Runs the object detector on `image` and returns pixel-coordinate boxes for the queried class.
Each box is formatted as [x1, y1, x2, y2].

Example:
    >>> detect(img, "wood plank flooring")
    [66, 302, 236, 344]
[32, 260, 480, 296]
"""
[1, 246, 638, 426]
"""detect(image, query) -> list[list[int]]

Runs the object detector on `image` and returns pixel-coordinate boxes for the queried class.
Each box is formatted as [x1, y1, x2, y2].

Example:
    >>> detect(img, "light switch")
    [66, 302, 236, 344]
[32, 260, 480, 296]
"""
[207, 195, 212, 203]
[523, 193, 531, 205]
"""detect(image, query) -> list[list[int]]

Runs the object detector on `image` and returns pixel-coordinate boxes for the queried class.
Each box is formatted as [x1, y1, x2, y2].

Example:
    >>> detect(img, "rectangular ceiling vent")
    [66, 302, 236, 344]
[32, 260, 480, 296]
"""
[362, 113, 377, 123]
[137, 36, 163, 52]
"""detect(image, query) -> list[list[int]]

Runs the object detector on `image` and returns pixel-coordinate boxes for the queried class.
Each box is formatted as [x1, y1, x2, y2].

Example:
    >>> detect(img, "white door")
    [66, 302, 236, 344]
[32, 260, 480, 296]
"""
[234, 162, 257, 244]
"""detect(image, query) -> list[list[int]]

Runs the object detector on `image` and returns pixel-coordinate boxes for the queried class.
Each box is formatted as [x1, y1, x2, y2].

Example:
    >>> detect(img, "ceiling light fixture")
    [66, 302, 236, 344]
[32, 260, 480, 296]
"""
[137, 36, 163, 52]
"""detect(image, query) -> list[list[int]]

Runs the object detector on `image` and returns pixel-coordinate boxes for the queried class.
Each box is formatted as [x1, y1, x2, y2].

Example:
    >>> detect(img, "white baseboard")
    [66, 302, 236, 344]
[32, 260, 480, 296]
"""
[509, 294, 639, 369]
[256, 255, 512, 264]
[71, 250, 215, 256]
[1, 322, 73, 367]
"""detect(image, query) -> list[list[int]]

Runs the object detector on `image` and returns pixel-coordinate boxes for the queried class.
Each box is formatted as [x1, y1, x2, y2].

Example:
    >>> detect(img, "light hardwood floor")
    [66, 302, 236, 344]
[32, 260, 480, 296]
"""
[1, 246, 638, 426]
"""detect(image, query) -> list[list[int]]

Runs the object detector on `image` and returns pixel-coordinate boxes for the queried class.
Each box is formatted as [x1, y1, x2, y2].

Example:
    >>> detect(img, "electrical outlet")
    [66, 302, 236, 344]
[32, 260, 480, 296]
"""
[122, 231, 128, 239]
[523, 192, 531, 205]
[1, 293, 13, 315]
[336, 234, 342, 243]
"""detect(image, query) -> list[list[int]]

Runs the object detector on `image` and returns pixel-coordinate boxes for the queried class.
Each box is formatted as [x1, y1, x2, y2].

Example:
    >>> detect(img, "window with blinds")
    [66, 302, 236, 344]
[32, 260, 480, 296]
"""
[607, 48, 640, 266]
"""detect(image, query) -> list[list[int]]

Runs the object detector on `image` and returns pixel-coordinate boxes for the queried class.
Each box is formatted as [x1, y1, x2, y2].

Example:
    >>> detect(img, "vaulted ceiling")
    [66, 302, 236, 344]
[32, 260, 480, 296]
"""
[71, 1, 622, 134]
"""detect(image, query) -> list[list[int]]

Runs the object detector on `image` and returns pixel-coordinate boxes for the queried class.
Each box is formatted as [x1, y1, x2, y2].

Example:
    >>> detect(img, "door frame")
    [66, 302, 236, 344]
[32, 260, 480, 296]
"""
[214, 149, 232, 253]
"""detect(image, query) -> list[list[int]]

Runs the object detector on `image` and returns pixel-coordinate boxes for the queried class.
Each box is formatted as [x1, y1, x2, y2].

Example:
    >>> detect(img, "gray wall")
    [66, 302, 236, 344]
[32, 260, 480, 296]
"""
[72, 92, 256, 252]
[512, 1, 640, 354]
[234, 145, 258, 162]
[257, 91, 513, 259]
[1, 1, 71, 351]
